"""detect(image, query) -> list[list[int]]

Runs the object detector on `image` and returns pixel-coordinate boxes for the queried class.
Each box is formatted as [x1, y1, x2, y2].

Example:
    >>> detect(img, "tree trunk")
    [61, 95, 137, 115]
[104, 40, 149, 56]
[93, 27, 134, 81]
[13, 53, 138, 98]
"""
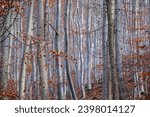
[86, 0, 92, 90]
[19, 0, 34, 99]
[64, 0, 77, 100]
[0, 11, 12, 99]
[106, 0, 120, 100]
[114, 0, 125, 99]
[37, 0, 49, 100]
[102, 0, 108, 100]
[55, 0, 64, 100]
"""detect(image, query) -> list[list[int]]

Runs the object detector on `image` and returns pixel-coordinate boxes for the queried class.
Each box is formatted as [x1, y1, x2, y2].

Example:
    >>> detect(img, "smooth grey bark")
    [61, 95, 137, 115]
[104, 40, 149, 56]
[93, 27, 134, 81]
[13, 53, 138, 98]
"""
[7, 18, 13, 81]
[19, 0, 34, 99]
[114, 0, 125, 99]
[86, 0, 92, 90]
[76, 0, 85, 99]
[93, 19, 99, 82]
[64, 0, 77, 100]
[0, 11, 12, 99]
[55, 0, 64, 100]
[37, 0, 49, 100]
[106, 0, 120, 100]
[102, 0, 108, 100]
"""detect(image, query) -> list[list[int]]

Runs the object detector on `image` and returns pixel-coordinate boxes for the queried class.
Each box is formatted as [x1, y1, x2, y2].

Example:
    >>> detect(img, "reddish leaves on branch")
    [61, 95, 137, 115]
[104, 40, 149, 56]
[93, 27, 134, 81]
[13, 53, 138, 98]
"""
[127, 25, 150, 31]
[0, 1, 24, 16]
[49, 50, 76, 63]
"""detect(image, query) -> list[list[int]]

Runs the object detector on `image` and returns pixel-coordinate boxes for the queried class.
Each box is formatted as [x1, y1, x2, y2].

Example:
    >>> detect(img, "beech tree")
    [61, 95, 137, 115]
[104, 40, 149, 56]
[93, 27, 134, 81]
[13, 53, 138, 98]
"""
[19, 0, 34, 100]
[0, 0, 150, 100]
[55, 0, 64, 100]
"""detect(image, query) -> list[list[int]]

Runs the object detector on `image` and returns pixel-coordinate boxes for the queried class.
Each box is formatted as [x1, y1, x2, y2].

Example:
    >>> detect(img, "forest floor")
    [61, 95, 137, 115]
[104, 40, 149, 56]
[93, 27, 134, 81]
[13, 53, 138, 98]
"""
[84, 82, 102, 100]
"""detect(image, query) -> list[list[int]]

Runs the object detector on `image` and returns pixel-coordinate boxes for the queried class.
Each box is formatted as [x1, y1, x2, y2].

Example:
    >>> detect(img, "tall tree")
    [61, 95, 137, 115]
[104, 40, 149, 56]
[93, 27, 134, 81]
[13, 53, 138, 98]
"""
[86, 0, 92, 90]
[0, 10, 12, 99]
[64, 0, 77, 100]
[106, 0, 120, 99]
[19, 0, 34, 99]
[37, 0, 49, 100]
[114, 0, 125, 99]
[55, 0, 64, 100]
[102, 0, 108, 100]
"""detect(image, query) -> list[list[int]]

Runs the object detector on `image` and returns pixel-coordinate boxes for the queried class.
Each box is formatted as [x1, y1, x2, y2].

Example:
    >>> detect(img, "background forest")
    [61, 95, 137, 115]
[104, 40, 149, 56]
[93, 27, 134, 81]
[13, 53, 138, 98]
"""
[0, 0, 150, 100]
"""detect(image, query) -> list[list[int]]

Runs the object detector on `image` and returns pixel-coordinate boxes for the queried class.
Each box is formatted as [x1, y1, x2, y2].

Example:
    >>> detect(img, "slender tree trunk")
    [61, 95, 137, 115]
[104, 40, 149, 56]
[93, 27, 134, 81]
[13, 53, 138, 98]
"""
[55, 0, 64, 100]
[86, 0, 92, 90]
[106, 0, 120, 100]
[64, 0, 77, 100]
[0, 11, 12, 99]
[19, 0, 34, 99]
[114, 0, 125, 99]
[102, 0, 108, 100]
[37, 0, 49, 100]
